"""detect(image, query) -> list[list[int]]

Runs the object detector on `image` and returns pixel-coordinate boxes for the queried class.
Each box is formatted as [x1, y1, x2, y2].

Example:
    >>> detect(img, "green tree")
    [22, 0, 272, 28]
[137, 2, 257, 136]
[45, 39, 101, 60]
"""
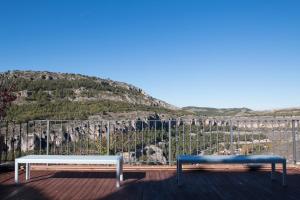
[0, 73, 16, 119]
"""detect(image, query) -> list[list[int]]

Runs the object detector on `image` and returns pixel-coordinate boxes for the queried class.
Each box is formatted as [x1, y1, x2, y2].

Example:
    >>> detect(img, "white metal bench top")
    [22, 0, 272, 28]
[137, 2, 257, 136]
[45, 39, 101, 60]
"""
[16, 155, 122, 164]
[15, 155, 124, 188]
[178, 155, 286, 163]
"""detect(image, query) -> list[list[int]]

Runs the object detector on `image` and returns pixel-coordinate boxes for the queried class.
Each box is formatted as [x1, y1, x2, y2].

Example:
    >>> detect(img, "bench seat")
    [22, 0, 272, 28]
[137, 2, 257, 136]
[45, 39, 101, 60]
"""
[177, 155, 287, 186]
[15, 155, 124, 188]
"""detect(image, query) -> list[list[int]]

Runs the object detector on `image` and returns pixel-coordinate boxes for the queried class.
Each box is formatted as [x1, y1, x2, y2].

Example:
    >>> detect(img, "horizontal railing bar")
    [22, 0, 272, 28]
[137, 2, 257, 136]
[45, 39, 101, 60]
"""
[0, 118, 299, 166]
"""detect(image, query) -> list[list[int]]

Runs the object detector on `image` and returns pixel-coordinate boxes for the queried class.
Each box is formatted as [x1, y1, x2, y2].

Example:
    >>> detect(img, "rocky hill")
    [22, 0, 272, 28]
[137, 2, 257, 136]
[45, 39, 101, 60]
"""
[182, 106, 300, 117]
[2, 70, 299, 122]
[2, 70, 187, 121]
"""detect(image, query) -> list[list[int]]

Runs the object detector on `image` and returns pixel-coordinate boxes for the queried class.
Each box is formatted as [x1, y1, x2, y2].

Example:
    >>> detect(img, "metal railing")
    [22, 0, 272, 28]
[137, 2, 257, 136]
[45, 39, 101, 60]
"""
[0, 118, 299, 165]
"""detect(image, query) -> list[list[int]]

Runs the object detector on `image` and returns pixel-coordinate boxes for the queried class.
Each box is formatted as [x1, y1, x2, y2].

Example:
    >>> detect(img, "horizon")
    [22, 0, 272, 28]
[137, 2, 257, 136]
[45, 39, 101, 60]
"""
[2, 68, 299, 111]
[1, 1, 300, 110]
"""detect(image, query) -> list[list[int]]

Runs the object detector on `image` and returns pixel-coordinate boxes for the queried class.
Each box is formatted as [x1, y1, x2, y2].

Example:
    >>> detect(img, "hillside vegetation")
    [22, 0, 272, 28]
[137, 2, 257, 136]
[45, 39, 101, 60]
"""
[2, 70, 186, 122]
[6, 100, 187, 122]
[1, 70, 298, 121]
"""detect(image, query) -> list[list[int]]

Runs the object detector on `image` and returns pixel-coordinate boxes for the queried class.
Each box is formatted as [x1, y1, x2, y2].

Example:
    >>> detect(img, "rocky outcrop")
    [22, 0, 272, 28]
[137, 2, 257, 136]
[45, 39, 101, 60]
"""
[5, 70, 179, 110]
[144, 145, 167, 164]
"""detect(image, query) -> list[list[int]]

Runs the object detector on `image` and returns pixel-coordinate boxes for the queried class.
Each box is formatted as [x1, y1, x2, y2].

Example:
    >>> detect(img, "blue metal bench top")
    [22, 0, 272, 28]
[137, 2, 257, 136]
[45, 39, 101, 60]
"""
[177, 155, 286, 164]
[177, 155, 287, 186]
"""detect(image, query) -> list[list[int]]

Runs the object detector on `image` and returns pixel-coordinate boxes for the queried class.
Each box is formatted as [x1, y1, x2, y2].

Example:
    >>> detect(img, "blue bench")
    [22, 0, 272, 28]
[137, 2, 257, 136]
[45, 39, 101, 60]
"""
[176, 155, 287, 186]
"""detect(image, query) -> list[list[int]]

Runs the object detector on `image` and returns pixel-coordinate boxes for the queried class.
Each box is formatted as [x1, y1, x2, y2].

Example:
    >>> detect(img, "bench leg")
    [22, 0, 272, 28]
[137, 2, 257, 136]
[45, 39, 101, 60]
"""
[26, 163, 31, 181]
[116, 161, 121, 188]
[282, 161, 287, 187]
[177, 160, 182, 186]
[271, 163, 275, 181]
[120, 159, 123, 182]
[15, 161, 19, 184]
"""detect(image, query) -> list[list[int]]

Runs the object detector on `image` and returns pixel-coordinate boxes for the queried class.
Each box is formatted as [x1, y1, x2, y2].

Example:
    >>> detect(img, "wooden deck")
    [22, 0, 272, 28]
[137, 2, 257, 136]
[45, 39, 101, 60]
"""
[1, 165, 300, 200]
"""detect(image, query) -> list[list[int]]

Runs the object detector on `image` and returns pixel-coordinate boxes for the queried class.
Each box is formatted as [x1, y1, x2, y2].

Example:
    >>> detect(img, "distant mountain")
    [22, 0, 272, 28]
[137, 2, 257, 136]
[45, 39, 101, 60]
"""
[2, 70, 187, 121]
[182, 106, 253, 117]
[182, 106, 300, 117]
[253, 107, 300, 117]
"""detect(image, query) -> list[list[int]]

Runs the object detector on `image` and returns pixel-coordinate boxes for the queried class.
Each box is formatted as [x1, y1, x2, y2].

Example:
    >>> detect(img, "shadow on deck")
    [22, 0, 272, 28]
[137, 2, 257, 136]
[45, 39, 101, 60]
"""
[1, 165, 300, 200]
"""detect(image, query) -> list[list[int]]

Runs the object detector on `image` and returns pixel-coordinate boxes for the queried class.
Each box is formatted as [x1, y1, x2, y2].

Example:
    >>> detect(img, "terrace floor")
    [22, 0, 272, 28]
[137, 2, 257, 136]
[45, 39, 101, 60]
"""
[1, 164, 300, 200]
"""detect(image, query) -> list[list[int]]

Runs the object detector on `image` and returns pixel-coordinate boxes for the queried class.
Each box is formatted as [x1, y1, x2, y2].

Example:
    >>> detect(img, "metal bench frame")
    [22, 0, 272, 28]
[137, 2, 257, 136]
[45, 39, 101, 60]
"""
[176, 155, 287, 186]
[15, 155, 124, 188]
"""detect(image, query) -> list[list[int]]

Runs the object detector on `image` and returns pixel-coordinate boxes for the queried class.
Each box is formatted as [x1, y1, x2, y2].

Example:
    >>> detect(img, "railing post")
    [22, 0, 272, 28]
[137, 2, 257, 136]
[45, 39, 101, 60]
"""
[12, 121, 15, 160]
[0, 121, 2, 164]
[176, 120, 179, 159]
[168, 120, 172, 165]
[26, 122, 29, 153]
[189, 121, 192, 154]
[209, 120, 212, 154]
[18, 123, 22, 157]
[134, 121, 137, 163]
[292, 120, 296, 165]
[39, 121, 42, 155]
[107, 121, 110, 155]
[46, 120, 50, 155]
[60, 121, 63, 154]
[230, 120, 233, 154]
[5, 121, 8, 161]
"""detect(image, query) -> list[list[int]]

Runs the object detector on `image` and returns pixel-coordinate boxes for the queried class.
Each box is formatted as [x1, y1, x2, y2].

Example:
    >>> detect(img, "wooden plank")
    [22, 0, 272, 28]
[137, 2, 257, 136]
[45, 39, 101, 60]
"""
[1, 167, 300, 200]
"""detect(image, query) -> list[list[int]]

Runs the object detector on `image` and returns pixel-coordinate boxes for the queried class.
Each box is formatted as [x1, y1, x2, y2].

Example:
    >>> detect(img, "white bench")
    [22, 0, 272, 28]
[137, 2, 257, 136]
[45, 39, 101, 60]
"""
[177, 155, 287, 186]
[15, 155, 124, 188]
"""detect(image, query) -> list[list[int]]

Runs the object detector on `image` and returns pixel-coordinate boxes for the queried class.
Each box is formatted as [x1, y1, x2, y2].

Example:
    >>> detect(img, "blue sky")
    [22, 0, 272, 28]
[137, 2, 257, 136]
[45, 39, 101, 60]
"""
[0, 0, 299, 110]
